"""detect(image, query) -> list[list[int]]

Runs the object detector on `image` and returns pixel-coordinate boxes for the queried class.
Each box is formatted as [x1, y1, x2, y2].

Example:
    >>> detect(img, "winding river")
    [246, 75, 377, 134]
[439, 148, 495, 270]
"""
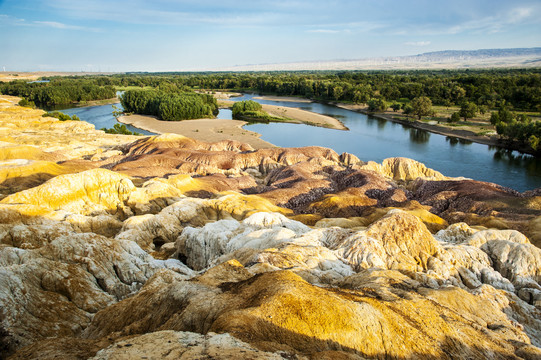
[60, 95, 541, 192]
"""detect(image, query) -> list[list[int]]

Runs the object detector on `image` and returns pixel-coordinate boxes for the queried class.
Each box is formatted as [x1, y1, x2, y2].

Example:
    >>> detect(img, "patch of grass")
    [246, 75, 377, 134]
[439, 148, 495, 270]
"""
[43, 111, 79, 121]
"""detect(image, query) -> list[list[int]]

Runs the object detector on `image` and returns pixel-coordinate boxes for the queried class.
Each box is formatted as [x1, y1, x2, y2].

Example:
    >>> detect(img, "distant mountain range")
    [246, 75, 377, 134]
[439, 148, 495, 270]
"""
[218, 47, 541, 71]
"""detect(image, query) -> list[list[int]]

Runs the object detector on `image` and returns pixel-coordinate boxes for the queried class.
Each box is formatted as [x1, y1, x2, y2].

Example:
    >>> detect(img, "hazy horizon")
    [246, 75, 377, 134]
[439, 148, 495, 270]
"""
[1, 0, 541, 72]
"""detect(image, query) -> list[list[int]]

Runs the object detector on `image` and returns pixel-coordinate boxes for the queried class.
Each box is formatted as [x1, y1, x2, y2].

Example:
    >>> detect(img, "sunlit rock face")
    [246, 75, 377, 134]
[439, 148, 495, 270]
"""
[1, 95, 541, 359]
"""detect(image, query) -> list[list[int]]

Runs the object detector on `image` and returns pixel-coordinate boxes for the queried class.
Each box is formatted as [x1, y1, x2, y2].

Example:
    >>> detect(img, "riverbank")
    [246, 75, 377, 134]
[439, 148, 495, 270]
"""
[117, 114, 275, 149]
[220, 100, 348, 130]
[254, 95, 312, 103]
[334, 103, 536, 155]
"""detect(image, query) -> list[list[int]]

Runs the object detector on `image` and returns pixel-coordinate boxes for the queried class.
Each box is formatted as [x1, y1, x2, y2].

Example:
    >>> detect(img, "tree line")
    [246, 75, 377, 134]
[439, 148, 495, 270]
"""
[120, 89, 218, 121]
[23, 69, 540, 112]
[0, 78, 116, 106]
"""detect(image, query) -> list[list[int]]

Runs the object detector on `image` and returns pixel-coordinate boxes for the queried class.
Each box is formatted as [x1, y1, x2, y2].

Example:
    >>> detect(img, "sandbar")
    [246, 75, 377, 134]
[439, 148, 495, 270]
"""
[220, 100, 348, 130]
[118, 115, 275, 149]
[119, 98, 348, 149]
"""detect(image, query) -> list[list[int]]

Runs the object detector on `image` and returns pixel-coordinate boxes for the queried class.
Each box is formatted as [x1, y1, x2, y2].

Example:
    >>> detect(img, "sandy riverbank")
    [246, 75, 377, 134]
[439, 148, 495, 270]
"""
[118, 115, 275, 149]
[220, 100, 348, 130]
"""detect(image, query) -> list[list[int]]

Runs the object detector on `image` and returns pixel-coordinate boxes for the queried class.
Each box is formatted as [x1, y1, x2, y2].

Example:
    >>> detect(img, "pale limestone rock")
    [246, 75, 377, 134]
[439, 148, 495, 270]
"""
[339, 152, 361, 166]
[0, 233, 171, 353]
[327, 232, 388, 271]
[178, 220, 242, 270]
[314, 217, 366, 229]
[64, 213, 123, 238]
[361, 157, 447, 182]
[435, 222, 479, 243]
[467, 229, 531, 247]
[90, 330, 287, 360]
[177, 212, 342, 274]
[0, 222, 73, 249]
[364, 209, 442, 272]
[90, 149, 123, 162]
[127, 179, 183, 215]
[481, 240, 541, 291]
[436, 243, 515, 291]
[320, 210, 443, 274]
[241, 211, 311, 233]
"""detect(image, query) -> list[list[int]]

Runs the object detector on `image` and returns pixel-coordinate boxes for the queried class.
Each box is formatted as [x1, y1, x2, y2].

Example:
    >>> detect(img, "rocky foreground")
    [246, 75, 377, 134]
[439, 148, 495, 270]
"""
[1, 95, 541, 359]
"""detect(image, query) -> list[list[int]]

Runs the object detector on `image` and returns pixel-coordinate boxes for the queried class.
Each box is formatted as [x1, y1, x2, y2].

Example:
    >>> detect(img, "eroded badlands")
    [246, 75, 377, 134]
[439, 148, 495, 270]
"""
[1, 95, 541, 359]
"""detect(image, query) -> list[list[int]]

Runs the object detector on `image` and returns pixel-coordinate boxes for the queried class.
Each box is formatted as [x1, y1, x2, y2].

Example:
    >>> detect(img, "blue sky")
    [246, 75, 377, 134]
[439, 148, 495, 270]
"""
[1, 0, 540, 71]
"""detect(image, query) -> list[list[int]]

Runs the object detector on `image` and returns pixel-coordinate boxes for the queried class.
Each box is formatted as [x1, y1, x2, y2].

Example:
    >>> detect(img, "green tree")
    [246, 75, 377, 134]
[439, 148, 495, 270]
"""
[450, 112, 460, 123]
[490, 107, 514, 125]
[529, 135, 540, 151]
[402, 104, 413, 118]
[18, 98, 35, 108]
[410, 96, 432, 120]
[232, 100, 262, 117]
[367, 98, 387, 112]
[390, 103, 401, 112]
[459, 102, 478, 121]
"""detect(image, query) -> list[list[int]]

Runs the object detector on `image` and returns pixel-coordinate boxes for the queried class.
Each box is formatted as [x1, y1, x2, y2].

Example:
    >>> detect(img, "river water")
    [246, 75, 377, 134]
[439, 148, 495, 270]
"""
[59, 103, 156, 136]
[59, 95, 540, 192]
[232, 94, 541, 192]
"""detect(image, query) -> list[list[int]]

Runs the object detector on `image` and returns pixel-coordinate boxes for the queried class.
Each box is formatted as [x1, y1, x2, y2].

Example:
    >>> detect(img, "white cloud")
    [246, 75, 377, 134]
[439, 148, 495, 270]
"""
[405, 41, 431, 46]
[33, 21, 88, 30]
[0, 14, 27, 25]
[1, 14, 99, 31]
[307, 29, 340, 34]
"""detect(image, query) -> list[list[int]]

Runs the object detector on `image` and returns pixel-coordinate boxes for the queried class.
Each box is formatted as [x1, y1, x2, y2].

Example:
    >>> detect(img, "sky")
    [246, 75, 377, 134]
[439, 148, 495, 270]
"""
[1, 0, 540, 72]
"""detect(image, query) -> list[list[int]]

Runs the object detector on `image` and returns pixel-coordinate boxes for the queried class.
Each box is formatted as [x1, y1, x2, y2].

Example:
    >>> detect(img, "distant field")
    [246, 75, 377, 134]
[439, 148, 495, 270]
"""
[0, 72, 117, 82]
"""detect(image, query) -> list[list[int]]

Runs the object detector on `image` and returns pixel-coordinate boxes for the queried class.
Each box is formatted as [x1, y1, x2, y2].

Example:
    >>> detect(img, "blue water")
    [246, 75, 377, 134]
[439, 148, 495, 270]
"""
[229, 94, 541, 192]
[59, 103, 156, 136]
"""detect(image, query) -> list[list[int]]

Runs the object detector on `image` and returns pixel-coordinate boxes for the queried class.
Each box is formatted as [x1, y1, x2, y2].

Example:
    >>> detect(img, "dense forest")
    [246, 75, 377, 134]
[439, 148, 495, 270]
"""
[0, 78, 116, 106]
[120, 89, 218, 121]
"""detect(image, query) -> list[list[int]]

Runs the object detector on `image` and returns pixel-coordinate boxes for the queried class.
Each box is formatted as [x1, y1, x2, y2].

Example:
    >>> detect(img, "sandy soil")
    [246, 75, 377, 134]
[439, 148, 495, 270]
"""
[0, 72, 116, 82]
[118, 115, 275, 149]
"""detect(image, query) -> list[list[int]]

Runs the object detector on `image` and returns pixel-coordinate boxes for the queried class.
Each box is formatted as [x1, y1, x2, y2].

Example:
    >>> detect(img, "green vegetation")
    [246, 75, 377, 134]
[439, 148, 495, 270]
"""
[120, 89, 218, 121]
[410, 96, 433, 120]
[450, 112, 461, 123]
[1, 78, 116, 106]
[231, 100, 287, 123]
[101, 123, 141, 135]
[88, 69, 540, 111]
[42, 111, 80, 121]
[232, 100, 263, 117]
[367, 98, 387, 112]
[18, 98, 35, 108]
[490, 106, 540, 152]
[459, 102, 478, 121]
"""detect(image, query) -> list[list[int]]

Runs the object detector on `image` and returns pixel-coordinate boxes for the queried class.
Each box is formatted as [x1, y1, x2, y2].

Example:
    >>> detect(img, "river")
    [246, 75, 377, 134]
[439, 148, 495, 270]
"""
[232, 94, 541, 192]
[59, 95, 540, 192]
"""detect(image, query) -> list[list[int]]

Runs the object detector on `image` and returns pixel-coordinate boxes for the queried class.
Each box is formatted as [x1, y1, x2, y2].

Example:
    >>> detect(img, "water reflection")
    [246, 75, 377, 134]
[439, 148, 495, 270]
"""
[376, 119, 387, 131]
[446, 137, 472, 146]
[409, 129, 430, 144]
